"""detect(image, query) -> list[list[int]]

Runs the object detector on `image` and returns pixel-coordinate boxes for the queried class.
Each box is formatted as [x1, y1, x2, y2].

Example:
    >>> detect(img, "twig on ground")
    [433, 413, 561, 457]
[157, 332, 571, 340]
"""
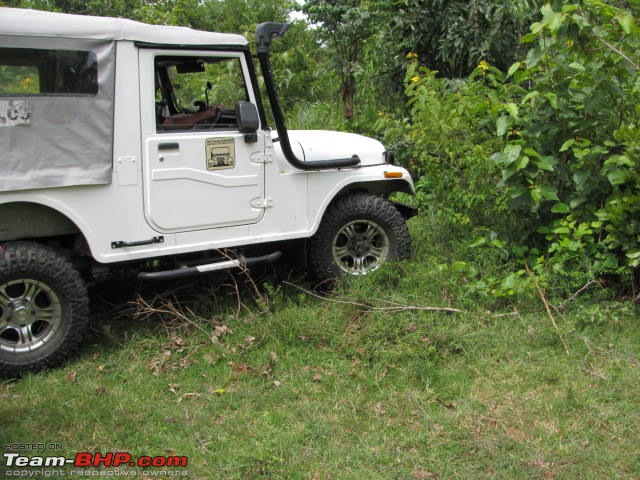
[131, 295, 214, 341]
[525, 263, 570, 355]
[561, 280, 601, 306]
[282, 281, 463, 314]
[491, 310, 520, 318]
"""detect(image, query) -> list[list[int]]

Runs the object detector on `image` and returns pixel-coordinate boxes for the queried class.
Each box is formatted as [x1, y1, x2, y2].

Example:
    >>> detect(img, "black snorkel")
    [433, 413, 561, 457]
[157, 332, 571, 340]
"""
[255, 22, 361, 171]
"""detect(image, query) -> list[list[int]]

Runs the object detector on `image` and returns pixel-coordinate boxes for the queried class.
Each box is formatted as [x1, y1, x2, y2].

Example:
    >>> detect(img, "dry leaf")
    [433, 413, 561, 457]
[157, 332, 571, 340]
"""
[178, 392, 201, 403]
[233, 364, 248, 374]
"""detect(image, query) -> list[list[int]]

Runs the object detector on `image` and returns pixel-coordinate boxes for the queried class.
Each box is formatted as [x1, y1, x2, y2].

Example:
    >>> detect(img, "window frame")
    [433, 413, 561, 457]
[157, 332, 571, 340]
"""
[0, 47, 99, 97]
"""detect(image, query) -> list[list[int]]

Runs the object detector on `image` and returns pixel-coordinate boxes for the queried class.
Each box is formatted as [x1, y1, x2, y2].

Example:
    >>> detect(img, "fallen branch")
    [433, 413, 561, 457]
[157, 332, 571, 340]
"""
[131, 295, 214, 341]
[525, 264, 570, 355]
[282, 281, 463, 314]
[561, 280, 601, 306]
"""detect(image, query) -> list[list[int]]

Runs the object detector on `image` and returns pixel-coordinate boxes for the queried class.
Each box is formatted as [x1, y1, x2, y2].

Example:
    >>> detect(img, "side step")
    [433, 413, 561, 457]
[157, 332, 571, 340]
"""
[137, 251, 282, 281]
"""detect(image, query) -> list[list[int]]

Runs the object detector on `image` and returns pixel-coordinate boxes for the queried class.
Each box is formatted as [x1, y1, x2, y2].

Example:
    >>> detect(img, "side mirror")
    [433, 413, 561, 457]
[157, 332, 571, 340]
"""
[236, 101, 259, 142]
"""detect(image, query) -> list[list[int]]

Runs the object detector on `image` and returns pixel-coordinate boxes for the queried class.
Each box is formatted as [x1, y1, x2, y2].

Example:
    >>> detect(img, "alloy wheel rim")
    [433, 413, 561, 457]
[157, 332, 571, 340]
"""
[0, 279, 62, 353]
[332, 220, 390, 275]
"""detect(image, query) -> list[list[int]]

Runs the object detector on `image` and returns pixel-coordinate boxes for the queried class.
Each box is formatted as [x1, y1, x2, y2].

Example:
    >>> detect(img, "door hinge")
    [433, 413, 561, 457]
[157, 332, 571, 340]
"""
[250, 145, 273, 164]
[251, 198, 273, 209]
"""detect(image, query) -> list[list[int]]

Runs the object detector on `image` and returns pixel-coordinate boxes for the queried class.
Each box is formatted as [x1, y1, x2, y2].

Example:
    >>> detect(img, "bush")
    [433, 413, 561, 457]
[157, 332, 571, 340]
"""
[491, 1, 640, 280]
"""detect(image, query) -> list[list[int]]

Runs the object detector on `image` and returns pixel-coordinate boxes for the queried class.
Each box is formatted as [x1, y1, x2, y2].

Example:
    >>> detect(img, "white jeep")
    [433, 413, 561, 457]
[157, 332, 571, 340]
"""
[0, 8, 415, 376]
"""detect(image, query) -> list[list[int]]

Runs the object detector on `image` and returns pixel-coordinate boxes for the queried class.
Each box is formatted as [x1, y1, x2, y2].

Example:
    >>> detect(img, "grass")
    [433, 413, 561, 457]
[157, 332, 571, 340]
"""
[1, 217, 639, 479]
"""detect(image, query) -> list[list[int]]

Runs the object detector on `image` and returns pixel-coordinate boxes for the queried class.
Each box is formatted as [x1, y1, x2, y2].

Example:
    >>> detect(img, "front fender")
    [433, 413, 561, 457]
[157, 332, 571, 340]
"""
[307, 164, 414, 236]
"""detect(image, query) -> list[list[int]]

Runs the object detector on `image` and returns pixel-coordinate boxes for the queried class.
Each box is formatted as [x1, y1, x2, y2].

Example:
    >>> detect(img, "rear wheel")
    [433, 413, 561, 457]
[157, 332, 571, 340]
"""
[0, 242, 88, 377]
[309, 193, 411, 280]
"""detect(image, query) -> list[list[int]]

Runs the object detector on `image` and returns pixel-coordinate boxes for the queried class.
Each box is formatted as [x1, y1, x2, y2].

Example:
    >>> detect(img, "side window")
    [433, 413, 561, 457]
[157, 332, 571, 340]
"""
[155, 55, 248, 132]
[0, 47, 97, 95]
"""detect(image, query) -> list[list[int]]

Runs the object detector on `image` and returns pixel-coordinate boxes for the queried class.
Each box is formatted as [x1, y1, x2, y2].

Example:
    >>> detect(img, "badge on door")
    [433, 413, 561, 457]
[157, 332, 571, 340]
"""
[205, 137, 235, 170]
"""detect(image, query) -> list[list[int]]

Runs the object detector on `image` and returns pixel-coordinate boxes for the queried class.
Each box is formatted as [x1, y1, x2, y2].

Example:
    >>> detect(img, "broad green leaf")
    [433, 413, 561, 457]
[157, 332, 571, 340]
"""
[572, 147, 591, 159]
[545, 92, 558, 109]
[572, 171, 588, 190]
[607, 169, 628, 185]
[507, 62, 521, 77]
[529, 21, 544, 35]
[542, 186, 559, 201]
[551, 202, 571, 213]
[560, 139, 575, 152]
[504, 144, 522, 165]
[489, 152, 504, 163]
[539, 184, 559, 201]
[617, 14, 634, 35]
[504, 102, 519, 118]
[548, 12, 566, 33]
[515, 155, 530, 171]
[627, 250, 640, 267]
[497, 116, 509, 137]
[535, 156, 558, 171]
[570, 197, 587, 209]
[469, 237, 486, 248]
[571, 13, 590, 29]
[500, 273, 519, 289]
[540, 4, 553, 18]
[531, 187, 543, 204]
[524, 148, 540, 159]
[604, 154, 634, 168]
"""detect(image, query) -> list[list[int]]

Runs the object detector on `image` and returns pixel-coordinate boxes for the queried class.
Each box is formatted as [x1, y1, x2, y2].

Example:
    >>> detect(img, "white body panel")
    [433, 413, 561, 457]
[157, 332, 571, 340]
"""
[0, 10, 413, 266]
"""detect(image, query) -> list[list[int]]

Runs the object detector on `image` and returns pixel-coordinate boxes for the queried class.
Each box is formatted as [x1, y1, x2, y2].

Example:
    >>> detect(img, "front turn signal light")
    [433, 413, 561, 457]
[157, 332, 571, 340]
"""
[384, 171, 403, 179]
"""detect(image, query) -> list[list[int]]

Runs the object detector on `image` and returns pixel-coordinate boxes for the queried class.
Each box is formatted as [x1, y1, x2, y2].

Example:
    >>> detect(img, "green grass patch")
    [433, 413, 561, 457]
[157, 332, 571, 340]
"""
[2, 219, 639, 479]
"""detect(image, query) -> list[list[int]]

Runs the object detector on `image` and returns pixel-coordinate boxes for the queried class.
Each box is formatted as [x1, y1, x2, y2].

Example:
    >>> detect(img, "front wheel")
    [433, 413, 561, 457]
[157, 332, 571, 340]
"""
[309, 193, 411, 280]
[0, 242, 89, 377]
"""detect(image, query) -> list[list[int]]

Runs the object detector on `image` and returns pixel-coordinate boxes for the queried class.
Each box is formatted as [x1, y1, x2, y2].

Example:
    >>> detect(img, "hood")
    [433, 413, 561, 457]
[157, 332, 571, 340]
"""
[273, 130, 387, 167]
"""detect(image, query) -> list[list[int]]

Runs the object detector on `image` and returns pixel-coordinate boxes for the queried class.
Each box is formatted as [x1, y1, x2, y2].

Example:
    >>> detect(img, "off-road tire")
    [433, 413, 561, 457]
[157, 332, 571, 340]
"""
[309, 193, 411, 280]
[0, 242, 89, 377]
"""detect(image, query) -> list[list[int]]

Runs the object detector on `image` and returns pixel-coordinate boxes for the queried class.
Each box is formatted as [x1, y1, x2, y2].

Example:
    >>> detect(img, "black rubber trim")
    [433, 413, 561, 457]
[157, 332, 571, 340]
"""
[391, 202, 419, 220]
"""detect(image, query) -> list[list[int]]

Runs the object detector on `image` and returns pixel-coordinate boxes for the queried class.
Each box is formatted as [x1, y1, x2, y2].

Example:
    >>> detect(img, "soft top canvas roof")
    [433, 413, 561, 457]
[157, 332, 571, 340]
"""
[0, 7, 249, 47]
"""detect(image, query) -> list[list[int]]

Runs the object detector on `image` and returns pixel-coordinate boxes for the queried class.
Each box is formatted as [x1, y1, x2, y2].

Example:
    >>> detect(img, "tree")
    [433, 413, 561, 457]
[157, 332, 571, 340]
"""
[4, 0, 145, 17]
[375, 0, 544, 79]
[303, 0, 371, 122]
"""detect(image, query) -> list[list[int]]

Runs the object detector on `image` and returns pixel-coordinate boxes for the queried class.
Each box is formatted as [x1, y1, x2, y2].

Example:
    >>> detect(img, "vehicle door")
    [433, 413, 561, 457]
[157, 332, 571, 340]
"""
[140, 49, 265, 233]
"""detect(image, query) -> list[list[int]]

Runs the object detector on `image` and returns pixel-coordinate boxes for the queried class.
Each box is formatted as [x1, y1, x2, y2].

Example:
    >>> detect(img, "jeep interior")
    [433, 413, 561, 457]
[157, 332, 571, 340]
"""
[155, 55, 248, 131]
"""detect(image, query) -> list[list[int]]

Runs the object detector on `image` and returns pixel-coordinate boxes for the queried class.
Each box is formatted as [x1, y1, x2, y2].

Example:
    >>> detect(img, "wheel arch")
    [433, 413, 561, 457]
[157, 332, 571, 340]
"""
[0, 201, 90, 254]
[309, 178, 414, 237]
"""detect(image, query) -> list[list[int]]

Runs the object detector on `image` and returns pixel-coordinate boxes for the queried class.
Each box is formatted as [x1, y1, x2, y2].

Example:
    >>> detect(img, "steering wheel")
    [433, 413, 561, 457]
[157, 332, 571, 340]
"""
[192, 108, 222, 130]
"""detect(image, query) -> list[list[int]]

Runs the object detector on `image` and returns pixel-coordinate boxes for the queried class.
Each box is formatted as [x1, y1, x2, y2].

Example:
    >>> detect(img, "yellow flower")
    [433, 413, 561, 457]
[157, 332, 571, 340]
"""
[406, 52, 418, 60]
[410, 76, 420, 83]
[478, 60, 490, 71]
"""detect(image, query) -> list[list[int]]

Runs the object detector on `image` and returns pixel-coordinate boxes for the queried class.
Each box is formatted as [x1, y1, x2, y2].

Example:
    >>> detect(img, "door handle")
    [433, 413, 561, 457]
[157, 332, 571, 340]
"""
[158, 142, 179, 151]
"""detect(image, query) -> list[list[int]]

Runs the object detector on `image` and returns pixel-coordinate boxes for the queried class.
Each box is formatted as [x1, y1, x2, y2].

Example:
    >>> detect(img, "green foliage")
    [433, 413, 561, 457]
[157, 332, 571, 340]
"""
[376, 0, 545, 79]
[303, 0, 372, 121]
[492, 0, 640, 276]
[375, 57, 518, 249]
